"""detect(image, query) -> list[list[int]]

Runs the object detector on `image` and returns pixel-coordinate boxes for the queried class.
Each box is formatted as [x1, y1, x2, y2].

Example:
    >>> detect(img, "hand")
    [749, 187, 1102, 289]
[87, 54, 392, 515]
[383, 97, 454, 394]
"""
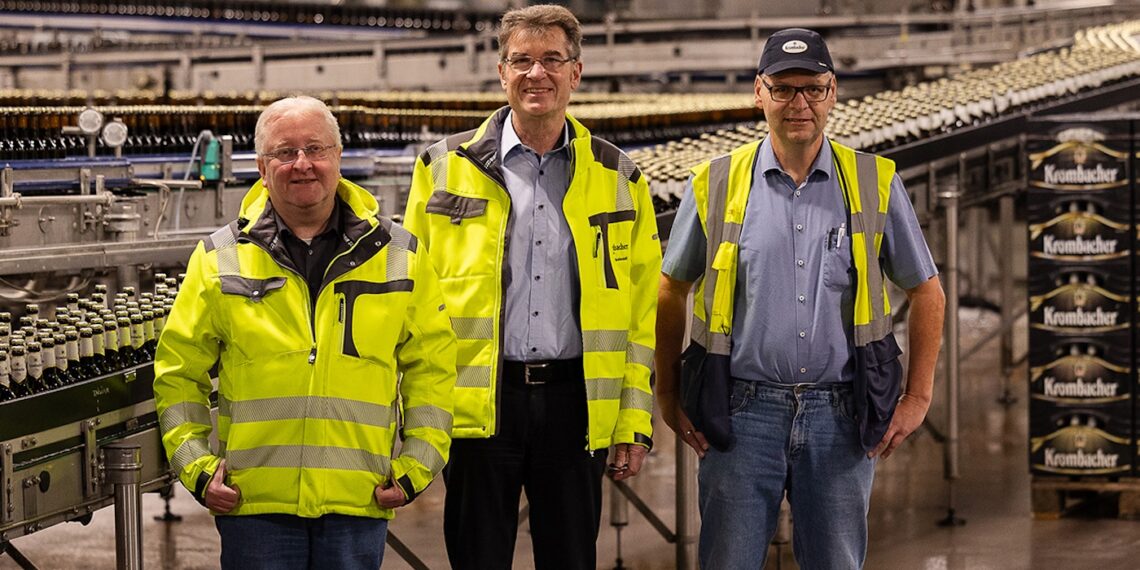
[374, 483, 409, 509]
[205, 459, 241, 514]
[659, 391, 708, 458]
[608, 443, 649, 482]
[868, 393, 930, 459]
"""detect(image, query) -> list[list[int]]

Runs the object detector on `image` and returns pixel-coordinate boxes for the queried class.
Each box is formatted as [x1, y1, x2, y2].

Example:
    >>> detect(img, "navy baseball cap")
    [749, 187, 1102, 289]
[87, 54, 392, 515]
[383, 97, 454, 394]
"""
[757, 28, 834, 75]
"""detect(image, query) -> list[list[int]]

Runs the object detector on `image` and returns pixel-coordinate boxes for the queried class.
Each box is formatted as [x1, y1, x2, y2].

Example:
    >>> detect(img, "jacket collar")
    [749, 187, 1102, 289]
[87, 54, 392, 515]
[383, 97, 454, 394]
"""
[239, 178, 380, 254]
[461, 106, 591, 176]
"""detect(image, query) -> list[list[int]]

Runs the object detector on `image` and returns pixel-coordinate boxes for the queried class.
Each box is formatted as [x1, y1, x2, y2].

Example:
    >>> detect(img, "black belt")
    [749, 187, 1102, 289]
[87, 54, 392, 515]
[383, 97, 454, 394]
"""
[503, 358, 583, 386]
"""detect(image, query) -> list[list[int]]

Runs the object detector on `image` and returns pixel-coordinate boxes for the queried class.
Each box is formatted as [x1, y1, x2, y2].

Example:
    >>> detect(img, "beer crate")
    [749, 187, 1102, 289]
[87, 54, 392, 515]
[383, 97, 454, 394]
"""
[1026, 192, 1131, 266]
[1029, 336, 1133, 404]
[1027, 116, 1133, 209]
[1030, 403, 1133, 478]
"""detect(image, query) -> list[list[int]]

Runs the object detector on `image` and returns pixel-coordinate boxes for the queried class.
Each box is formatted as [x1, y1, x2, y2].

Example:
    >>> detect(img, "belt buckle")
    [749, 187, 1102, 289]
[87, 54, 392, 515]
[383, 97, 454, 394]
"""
[523, 362, 549, 385]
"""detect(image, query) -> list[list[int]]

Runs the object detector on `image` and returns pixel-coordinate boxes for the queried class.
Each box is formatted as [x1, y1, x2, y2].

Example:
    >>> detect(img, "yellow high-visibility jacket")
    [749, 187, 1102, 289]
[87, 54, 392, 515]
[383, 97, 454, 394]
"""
[403, 108, 659, 451]
[154, 178, 457, 519]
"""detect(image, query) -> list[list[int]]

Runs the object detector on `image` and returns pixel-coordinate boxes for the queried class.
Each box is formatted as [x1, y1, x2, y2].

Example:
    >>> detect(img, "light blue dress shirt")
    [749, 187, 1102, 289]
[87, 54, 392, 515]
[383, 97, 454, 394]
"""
[499, 111, 582, 361]
[662, 137, 937, 384]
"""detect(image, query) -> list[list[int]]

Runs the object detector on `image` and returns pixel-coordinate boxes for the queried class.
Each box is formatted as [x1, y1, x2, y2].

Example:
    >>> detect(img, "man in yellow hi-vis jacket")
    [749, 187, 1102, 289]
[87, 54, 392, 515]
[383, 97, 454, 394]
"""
[403, 5, 660, 569]
[656, 29, 945, 569]
[154, 96, 457, 570]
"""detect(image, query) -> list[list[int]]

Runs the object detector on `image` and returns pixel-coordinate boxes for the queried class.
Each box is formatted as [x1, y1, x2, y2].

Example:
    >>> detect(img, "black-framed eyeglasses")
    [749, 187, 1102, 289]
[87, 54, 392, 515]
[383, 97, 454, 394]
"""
[502, 54, 578, 73]
[761, 79, 832, 103]
[262, 143, 338, 164]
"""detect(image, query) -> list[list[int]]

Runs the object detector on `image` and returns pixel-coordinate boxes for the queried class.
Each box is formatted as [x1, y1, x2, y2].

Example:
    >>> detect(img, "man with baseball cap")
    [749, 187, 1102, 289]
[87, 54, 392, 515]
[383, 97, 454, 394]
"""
[656, 28, 945, 568]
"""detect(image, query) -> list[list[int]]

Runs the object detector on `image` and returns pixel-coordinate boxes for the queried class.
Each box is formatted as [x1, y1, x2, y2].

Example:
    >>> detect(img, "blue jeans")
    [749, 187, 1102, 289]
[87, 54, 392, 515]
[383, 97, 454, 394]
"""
[215, 514, 388, 570]
[698, 379, 875, 570]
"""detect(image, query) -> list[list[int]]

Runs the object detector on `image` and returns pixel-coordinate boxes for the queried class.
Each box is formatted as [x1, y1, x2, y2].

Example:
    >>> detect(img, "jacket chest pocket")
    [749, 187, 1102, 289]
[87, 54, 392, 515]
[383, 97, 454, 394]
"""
[425, 190, 488, 224]
[335, 280, 414, 359]
[588, 210, 636, 289]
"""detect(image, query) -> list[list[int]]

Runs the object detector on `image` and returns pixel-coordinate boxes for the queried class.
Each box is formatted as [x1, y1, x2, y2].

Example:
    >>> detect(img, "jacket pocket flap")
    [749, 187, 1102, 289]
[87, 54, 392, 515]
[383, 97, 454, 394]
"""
[220, 276, 287, 301]
[425, 190, 488, 223]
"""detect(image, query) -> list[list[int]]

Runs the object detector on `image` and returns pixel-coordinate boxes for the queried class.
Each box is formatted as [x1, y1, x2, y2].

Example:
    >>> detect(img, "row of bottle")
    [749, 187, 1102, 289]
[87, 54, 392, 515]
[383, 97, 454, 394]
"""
[0, 1, 493, 33]
[0, 275, 181, 402]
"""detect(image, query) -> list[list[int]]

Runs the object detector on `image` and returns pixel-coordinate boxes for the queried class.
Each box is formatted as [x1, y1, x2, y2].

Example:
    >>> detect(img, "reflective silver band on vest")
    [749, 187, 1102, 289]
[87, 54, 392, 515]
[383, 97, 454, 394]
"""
[217, 393, 231, 419]
[210, 223, 240, 278]
[386, 226, 412, 281]
[160, 401, 212, 435]
[456, 365, 492, 388]
[701, 154, 733, 337]
[626, 342, 655, 370]
[403, 405, 454, 433]
[229, 396, 396, 428]
[450, 316, 494, 340]
[226, 444, 392, 474]
[583, 329, 628, 353]
[171, 437, 212, 474]
[426, 139, 449, 194]
[616, 153, 636, 211]
[400, 438, 446, 474]
[849, 151, 891, 347]
[620, 387, 654, 414]
[587, 377, 624, 402]
[690, 314, 732, 356]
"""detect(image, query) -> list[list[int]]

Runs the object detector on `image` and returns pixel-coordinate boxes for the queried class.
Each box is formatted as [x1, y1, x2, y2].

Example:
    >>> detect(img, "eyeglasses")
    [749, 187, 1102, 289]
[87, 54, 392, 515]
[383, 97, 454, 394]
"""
[262, 143, 338, 164]
[762, 79, 832, 103]
[502, 54, 578, 73]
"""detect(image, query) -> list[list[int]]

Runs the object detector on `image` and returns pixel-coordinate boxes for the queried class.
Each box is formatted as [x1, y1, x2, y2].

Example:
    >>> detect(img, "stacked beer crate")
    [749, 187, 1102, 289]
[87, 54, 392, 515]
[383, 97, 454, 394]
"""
[1027, 115, 1134, 483]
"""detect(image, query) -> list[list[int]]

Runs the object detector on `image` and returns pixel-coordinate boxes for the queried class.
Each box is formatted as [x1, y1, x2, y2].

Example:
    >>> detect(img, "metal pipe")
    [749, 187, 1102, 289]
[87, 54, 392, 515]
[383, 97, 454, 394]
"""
[103, 442, 143, 570]
[676, 291, 698, 570]
[999, 193, 1016, 375]
[939, 189, 961, 486]
[131, 179, 203, 191]
[0, 193, 115, 208]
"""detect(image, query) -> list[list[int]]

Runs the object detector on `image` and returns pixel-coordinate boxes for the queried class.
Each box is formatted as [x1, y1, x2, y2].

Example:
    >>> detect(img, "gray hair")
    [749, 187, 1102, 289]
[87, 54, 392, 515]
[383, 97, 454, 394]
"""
[498, 4, 582, 61]
[254, 95, 342, 155]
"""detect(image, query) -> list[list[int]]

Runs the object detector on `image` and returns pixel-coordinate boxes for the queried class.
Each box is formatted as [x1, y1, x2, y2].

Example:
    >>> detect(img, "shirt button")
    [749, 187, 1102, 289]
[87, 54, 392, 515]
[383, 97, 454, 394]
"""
[530, 347, 537, 353]
[533, 311, 539, 316]
[308, 249, 314, 255]
[534, 275, 541, 281]
[794, 190, 801, 197]
[797, 259, 805, 267]
[536, 240, 542, 246]
[798, 295, 805, 302]
[800, 367, 807, 374]
[349, 261, 356, 267]
[537, 204, 544, 211]
[799, 331, 806, 338]
[539, 169, 545, 176]
[796, 224, 803, 231]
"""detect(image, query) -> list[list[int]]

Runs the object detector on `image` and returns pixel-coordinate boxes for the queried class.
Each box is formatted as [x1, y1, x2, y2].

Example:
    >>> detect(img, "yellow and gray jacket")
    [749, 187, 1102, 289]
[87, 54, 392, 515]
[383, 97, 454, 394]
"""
[403, 107, 659, 451]
[154, 178, 457, 519]
[686, 138, 902, 451]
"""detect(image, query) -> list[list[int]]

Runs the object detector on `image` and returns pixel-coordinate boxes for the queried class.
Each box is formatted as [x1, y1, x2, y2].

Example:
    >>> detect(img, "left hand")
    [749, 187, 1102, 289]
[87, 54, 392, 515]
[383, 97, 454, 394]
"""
[374, 483, 409, 509]
[607, 443, 649, 482]
[868, 393, 930, 459]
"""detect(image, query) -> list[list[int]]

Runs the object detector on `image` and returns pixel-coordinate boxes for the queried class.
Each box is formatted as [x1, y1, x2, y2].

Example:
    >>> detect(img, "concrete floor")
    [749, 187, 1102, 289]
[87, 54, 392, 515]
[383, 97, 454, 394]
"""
[3, 308, 1140, 569]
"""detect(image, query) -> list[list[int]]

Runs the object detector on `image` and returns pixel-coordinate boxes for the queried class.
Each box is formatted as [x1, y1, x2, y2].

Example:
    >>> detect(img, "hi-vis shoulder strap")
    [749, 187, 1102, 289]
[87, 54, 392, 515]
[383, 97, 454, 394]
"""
[830, 143, 896, 347]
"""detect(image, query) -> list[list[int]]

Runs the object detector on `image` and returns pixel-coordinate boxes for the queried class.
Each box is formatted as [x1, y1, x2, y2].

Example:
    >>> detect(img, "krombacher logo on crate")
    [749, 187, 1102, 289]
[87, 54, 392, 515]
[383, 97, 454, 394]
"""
[1029, 272, 1129, 333]
[1029, 126, 1129, 191]
[1030, 343, 1131, 404]
[1029, 202, 1130, 262]
[1031, 412, 1132, 476]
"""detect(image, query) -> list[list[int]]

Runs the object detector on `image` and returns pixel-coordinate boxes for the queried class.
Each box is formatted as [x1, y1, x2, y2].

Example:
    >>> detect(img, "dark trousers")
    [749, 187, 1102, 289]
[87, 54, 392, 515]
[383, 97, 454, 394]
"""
[443, 361, 608, 570]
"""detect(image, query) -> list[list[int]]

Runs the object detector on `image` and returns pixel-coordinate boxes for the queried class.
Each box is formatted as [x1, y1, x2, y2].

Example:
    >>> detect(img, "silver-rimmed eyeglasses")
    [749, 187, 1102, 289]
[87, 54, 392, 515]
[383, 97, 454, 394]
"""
[502, 55, 578, 73]
[262, 143, 338, 164]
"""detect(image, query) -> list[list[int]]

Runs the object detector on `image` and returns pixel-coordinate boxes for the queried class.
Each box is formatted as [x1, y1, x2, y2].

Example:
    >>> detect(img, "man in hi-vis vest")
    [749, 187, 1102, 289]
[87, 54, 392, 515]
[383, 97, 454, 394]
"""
[656, 29, 945, 569]
[403, 5, 659, 569]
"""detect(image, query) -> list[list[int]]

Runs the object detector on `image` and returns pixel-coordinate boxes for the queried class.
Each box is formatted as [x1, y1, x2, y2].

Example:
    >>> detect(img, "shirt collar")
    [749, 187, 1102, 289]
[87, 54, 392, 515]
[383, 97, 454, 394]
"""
[756, 136, 835, 185]
[274, 195, 344, 242]
[500, 109, 570, 161]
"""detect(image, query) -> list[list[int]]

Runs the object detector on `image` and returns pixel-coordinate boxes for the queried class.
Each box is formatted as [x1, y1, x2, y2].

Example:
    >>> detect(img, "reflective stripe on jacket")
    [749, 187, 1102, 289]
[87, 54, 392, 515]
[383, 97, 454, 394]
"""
[154, 178, 457, 518]
[403, 107, 659, 451]
[689, 139, 901, 450]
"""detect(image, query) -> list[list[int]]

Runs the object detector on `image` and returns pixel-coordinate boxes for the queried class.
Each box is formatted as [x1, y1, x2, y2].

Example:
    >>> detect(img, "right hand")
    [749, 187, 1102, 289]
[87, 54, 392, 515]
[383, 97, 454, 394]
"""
[659, 391, 709, 458]
[205, 459, 241, 514]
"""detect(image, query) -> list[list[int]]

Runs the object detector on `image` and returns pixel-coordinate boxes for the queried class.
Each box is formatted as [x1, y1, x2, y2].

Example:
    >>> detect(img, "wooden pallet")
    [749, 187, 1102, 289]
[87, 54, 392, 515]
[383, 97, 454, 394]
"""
[1031, 477, 1140, 520]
